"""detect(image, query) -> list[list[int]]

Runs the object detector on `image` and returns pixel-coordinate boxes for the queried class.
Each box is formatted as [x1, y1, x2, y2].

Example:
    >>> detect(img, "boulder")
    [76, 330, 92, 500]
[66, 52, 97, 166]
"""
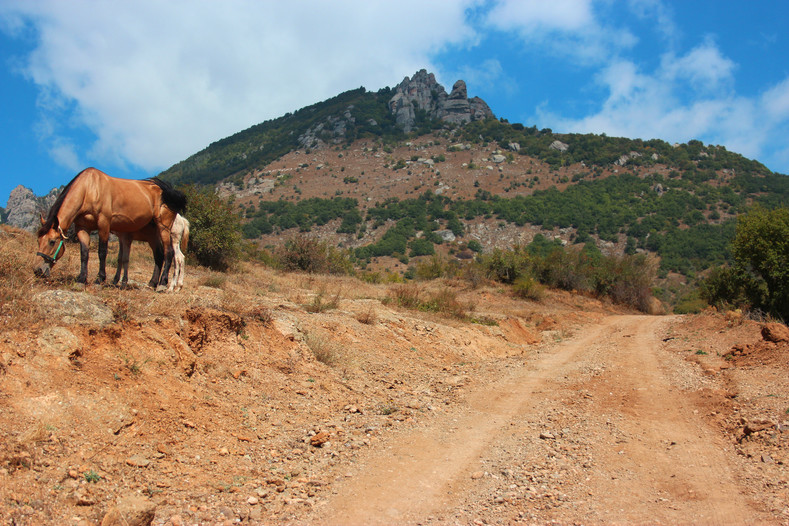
[762, 323, 789, 343]
[549, 140, 569, 152]
[33, 291, 115, 328]
[100, 495, 156, 526]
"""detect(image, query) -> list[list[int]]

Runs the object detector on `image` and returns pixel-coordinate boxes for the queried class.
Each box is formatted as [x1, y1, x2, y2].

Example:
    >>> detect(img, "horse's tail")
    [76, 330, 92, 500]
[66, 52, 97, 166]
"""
[181, 216, 190, 251]
[149, 177, 187, 215]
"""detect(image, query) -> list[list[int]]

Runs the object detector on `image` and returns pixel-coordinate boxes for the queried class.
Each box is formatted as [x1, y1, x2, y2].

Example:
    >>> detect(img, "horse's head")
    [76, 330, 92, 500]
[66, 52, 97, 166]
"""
[35, 216, 67, 278]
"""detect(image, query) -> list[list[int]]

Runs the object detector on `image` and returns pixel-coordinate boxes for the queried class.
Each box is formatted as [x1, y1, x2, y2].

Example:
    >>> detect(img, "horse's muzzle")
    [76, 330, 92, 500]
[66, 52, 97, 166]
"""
[34, 259, 52, 278]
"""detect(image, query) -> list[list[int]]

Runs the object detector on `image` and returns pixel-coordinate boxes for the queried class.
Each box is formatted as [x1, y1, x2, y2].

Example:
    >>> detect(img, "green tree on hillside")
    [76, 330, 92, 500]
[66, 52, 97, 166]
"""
[731, 206, 789, 320]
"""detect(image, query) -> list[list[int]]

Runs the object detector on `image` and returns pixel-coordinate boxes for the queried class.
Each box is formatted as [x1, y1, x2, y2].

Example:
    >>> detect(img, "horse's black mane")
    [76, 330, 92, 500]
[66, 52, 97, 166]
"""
[36, 169, 87, 237]
[148, 177, 187, 214]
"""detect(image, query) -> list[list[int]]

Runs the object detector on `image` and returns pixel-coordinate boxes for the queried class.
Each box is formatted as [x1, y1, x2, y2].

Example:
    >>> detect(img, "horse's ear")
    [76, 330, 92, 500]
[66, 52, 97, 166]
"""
[40, 214, 46, 227]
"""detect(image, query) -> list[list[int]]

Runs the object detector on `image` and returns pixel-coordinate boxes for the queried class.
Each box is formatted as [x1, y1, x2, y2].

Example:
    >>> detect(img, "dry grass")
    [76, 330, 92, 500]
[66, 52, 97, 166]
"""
[304, 331, 342, 366]
[389, 283, 422, 309]
[0, 227, 41, 329]
[304, 287, 342, 313]
[387, 282, 472, 320]
[248, 305, 273, 326]
[355, 305, 378, 325]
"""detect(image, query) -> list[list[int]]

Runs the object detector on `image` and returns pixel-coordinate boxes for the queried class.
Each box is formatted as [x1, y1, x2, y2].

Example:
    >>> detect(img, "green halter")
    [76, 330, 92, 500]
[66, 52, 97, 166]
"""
[37, 227, 67, 265]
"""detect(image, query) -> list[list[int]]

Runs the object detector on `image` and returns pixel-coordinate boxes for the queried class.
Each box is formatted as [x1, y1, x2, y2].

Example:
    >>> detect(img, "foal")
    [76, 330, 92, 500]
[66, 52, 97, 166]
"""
[113, 214, 190, 291]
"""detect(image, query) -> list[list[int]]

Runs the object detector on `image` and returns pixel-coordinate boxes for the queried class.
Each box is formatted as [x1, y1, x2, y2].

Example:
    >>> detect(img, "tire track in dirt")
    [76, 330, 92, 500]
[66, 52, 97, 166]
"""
[565, 315, 760, 524]
[310, 315, 762, 525]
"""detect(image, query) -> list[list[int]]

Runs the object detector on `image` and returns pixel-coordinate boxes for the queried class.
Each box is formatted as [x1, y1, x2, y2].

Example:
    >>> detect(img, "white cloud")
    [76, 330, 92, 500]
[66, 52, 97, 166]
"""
[0, 0, 480, 172]
[484, 0, 637, 63]
[661, 37, 735, 92]
[49, 139, 81, 171]
[761, 77, 789, 122]
[625, 0, 677, 42]
[538, 39, 789, 169]
[485, 0, 594, 32]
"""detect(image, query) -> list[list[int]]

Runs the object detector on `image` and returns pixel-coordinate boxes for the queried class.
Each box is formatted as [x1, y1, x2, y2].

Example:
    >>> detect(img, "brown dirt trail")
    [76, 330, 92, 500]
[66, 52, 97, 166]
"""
[312, 315, 765, 525]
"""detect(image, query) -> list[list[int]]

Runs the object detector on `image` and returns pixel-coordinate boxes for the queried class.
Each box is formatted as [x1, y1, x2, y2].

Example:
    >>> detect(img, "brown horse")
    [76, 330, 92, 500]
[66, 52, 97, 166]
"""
[36, 167, 187, 287]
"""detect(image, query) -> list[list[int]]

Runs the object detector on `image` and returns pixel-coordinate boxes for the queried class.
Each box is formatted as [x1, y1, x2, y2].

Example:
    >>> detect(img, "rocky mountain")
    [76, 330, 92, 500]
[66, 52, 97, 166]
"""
[2, 184, 59, 232]
[389, 69, 493, 132]
[159, 70, 494, 186]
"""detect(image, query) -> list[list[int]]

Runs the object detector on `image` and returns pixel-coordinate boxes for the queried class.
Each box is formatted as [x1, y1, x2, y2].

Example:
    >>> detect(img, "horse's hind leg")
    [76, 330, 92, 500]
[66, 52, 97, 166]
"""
[148, 241, 164, 288]
[113, 235, 131, 287]
[94, 225, 110, 285]
[76, 229, 90, 284]
[156, 227, 173, 292]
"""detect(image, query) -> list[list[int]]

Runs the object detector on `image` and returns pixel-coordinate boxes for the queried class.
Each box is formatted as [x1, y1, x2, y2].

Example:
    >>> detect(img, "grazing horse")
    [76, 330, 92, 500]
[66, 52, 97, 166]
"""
[35, 167, 187, 287]
[113, 214, 190, 291]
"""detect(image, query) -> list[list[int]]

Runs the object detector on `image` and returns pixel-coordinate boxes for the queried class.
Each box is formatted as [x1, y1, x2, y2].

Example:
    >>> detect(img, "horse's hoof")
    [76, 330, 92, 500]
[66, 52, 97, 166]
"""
[156, 285, 168, 293]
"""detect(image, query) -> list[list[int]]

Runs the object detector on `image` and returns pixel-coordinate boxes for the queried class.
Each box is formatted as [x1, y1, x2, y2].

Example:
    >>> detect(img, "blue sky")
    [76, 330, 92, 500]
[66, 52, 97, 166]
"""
[2, 0, 789, 208]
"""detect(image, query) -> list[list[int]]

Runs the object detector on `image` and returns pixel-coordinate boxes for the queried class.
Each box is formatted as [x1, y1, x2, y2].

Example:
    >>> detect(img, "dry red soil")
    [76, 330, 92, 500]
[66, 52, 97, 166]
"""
[1, 233, 788, 525]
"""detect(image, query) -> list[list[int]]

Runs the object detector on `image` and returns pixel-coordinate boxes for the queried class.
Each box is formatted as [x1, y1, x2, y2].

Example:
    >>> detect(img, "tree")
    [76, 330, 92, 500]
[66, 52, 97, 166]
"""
[182, 186, 243, 271]
[731, 206, 789, 320]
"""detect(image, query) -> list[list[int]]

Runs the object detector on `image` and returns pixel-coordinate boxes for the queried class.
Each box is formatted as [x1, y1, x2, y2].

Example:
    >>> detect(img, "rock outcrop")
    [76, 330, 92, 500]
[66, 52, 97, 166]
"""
[4, 185, 59, 232]
[389, 70, 494, 132]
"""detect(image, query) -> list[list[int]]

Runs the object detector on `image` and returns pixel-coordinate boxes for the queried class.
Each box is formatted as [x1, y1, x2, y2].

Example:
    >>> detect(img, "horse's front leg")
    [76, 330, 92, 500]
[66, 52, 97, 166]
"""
[76, 229, 91, 284]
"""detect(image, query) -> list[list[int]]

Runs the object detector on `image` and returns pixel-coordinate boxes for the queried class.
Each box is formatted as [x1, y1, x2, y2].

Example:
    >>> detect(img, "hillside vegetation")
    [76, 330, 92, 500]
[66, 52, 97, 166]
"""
[158, 79, 789, 314]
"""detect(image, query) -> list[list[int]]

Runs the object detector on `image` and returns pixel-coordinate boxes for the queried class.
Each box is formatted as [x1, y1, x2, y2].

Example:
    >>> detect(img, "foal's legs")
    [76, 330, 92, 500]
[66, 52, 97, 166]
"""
[168, 241, 185, 292]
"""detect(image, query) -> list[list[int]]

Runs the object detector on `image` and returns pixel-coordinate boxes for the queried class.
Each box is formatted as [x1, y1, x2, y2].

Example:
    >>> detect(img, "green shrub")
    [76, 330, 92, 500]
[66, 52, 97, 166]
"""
[182, 185, 242, 271]
[419, 288, 468, 319]
[408, 237, 435, 257]
[475, 247, 532, 284]
[389, 283, 422, 309]
[414, 254, 458, 280]
[699, 266, 753, 310]
[276, 235, 354, 275]
[512, 275, 544, 301]
[674, 292, 708, 314]
[731, 206, 789, 320]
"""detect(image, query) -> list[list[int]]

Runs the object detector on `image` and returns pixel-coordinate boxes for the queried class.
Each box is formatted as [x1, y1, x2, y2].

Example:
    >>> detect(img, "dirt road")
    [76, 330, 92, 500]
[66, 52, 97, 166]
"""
[311, 315, 768, 525]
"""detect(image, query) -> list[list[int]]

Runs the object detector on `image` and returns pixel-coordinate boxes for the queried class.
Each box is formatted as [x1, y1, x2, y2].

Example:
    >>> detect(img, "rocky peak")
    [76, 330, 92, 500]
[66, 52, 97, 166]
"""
[4, 184, 59, 231]
[389, 69, 494, 132]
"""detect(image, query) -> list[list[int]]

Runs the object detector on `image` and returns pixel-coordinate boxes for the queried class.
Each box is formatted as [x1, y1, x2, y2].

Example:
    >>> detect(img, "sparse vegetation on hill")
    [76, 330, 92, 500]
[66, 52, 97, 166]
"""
[151, 74, 788, 314]
[160, 87, 406, 187]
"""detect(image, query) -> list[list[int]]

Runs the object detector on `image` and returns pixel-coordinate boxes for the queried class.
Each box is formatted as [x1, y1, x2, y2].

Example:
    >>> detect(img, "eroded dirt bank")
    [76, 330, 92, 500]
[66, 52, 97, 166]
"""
[1, 265, 788, 525]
